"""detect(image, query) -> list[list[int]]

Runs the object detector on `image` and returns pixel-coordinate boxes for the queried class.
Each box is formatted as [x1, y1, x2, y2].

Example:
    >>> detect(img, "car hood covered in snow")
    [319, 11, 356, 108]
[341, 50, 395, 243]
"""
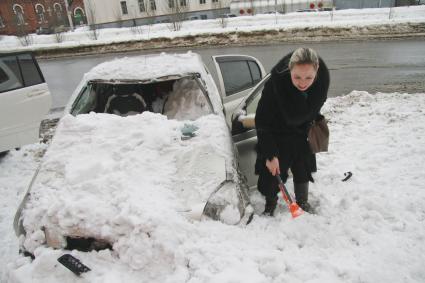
[18, 112, 242, 257]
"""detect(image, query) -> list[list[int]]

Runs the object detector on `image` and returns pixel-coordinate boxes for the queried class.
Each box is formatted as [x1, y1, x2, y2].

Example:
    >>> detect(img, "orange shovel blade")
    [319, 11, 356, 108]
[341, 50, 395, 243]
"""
[289, 203, 303, 218]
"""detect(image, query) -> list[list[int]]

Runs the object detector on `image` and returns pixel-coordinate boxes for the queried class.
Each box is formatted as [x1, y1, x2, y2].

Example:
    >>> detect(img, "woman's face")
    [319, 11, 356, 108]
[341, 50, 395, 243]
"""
[290, 63, 318, 92]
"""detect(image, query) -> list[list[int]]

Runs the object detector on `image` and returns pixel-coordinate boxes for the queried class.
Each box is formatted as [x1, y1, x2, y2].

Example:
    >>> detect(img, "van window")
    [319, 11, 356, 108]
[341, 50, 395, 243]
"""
[0, 56, 24, 93]
[0, 67, 8, 84]
[18, 54, 44, 87]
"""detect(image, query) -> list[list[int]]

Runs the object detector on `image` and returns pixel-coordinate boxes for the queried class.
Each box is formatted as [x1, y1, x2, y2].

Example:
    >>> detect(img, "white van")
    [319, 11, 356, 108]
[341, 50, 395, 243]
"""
[0, 52, 52, 154]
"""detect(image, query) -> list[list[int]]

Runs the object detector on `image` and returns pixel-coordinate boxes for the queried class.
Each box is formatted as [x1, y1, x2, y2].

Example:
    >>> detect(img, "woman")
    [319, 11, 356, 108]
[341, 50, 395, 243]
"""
[255, 47, 330, 216]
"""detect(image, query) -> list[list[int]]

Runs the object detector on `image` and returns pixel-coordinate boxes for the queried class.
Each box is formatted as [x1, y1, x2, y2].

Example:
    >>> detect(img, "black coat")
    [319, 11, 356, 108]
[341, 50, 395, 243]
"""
[255, 52, 330, 172]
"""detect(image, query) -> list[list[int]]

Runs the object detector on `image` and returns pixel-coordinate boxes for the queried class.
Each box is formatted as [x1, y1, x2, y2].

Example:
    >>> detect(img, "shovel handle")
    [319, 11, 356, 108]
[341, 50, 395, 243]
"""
[276, 175, 295, 204]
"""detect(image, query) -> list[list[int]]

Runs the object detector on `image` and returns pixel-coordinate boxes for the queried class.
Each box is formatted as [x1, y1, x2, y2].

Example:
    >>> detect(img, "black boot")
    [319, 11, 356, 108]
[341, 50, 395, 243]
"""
[263, 196, 278, 216]
[294, 182, 314, 213]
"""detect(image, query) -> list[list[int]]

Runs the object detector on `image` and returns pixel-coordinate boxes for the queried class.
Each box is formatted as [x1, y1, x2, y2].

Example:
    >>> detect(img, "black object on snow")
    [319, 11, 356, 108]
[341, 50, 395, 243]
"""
[342, 172, 353, 182]
[57, 254, 91, 276]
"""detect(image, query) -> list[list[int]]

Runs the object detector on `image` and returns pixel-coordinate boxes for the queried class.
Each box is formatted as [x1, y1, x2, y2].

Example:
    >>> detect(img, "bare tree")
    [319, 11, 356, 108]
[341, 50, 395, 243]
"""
[167, 0, 190, 31]
[129, 2, 144, 35]
[86, 0, 99, 40]
[11, 2, 33, 46]
[249, 0, 255, 15]
[15, 20, 33, 46]
[53, 27, 65, 43]
[113, 4, 124, 28]
[136, 0, 157, 38]
[50, 10, 67, 43]
[331, 0, 336, 21]
[213, 0, 228, 28]
[280, 0, 287, 14]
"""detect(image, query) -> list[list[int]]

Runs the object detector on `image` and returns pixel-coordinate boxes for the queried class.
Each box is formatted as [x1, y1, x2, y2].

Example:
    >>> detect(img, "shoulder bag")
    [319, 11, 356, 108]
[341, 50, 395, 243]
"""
[308, 117, 329, 154]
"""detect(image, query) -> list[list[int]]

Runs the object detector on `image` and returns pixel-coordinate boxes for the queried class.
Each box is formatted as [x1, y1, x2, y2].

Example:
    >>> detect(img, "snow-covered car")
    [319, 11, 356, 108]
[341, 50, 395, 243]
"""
[0, 52, 52, 154]
[13, 52, 265, 261]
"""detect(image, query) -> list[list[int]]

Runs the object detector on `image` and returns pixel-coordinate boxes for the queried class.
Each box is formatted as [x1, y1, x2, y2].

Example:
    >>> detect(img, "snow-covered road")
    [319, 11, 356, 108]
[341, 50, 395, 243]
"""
[1, 6, 424, 53]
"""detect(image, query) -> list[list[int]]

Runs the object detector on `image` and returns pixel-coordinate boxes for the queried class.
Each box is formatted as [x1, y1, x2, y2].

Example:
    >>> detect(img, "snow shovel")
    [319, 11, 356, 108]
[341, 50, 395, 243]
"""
[276, 175, 303, 218]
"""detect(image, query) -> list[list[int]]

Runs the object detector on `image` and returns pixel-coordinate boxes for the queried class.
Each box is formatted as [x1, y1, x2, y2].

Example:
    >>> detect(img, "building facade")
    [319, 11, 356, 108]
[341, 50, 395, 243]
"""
[83, 0, 231, 28]
[0, 0, 86, 36]
[334, 0, 396, 9]
[230, 0, 334, 15]
[229, 0, 416, 16]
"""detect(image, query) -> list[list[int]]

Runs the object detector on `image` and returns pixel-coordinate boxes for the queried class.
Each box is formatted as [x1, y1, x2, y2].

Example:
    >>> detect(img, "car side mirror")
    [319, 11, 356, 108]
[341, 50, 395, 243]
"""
[239, 114, 255, 129]
[231, 113, 255, 135]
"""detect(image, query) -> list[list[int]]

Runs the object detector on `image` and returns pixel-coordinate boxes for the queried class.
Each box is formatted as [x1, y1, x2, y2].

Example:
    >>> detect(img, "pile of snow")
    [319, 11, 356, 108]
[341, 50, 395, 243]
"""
[83, 53, 205, 82]
[0, 6, 424, 52]
[163, 78, 211, 121]
[20, 111, 237, 251]
[0, 145, 47, 282]
[1, 91, 425, 282]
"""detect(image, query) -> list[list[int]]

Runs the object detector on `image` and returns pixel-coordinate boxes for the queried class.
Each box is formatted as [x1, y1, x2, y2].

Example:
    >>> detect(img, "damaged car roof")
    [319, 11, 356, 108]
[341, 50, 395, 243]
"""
[83, 52, 209, 82]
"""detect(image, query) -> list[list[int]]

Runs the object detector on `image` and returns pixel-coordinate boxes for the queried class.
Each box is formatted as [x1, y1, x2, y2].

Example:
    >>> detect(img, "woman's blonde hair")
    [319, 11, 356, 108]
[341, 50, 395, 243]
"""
[289, 47, 319, 70]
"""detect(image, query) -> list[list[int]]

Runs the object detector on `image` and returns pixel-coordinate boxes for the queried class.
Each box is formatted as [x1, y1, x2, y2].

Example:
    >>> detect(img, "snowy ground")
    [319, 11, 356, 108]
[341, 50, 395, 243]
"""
[1, 90, 424, 282]
[0, 6, 424, 53]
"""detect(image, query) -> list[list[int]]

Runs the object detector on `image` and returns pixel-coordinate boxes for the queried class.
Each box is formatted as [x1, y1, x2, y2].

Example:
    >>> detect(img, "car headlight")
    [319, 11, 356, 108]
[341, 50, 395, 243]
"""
[202, 180, 245, 225]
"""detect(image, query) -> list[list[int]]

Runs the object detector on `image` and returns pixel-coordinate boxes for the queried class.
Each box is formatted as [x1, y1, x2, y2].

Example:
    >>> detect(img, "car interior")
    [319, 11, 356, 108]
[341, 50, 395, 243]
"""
[71, 78, 212, 121]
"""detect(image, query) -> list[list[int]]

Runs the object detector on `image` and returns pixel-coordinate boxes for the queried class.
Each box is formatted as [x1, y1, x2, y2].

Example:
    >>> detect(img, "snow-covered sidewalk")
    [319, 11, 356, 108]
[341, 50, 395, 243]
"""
[1, 90, 424, 282]
[1, 6, 424, 53]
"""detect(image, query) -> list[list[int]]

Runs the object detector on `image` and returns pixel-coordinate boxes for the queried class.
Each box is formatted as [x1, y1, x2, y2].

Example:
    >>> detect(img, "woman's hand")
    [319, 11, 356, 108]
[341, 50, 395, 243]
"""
[266, 157, 280, 176]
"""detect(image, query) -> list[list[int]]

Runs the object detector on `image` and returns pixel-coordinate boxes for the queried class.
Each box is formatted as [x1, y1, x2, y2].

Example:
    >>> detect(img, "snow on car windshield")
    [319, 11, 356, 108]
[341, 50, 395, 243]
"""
[71, 77, 213, 121]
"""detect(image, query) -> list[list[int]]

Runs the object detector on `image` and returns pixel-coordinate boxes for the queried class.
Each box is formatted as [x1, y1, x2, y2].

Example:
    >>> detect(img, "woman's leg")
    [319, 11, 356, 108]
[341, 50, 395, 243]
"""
[291, 155, 314, 213]
[257, 160, 290, 216]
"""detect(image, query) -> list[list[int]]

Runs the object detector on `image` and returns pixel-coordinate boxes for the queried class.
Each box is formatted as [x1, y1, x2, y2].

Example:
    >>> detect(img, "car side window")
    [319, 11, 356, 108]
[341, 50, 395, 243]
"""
[218, 59, 262, 97]
[248, 61, 261, 83]
[231, 79, 266, 135]
[244, 75, 271, 115]
[245, 85, 264, 115]
[17, 54, 44, 87]
[0, 56, 24, 93]
[71, 84, 96, 115]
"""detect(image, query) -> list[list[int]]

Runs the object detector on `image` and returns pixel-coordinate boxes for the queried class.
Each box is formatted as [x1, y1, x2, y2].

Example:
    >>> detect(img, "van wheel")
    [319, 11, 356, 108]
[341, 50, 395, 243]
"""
[0, 151, 9, 158]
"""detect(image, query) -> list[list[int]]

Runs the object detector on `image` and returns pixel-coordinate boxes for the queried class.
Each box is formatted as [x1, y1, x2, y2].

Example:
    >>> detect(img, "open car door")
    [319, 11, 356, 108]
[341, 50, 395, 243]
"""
[0, 52, 52, 153]
[230, 74, 271, 190]
[212, 55, 266, 124]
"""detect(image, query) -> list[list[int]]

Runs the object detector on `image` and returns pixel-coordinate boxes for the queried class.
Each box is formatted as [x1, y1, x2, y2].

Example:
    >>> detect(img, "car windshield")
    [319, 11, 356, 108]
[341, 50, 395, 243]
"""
[71, 76, 213, 121]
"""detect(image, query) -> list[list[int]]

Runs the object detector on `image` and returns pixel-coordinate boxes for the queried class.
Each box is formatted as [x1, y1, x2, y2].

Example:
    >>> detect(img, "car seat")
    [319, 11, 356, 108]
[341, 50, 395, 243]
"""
[104, 85, 147, 116]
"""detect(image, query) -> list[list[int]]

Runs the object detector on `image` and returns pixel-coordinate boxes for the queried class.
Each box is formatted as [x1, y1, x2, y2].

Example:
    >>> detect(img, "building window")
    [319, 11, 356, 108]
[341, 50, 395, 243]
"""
[168, 0, 175, 9]
[120, 1, 128, 15]
[200, 0, 206, 4]
[0, 15, 5, 28]
[150, 0, 156, 11]
[53, 3, 63, 22]
[180, 0, 187, 6]
[212, 0, 218, 2]
[13, 5, 25, 25]
[35, 4, 46, 24]
[138, 0, 146, 12]
[74, 7, 86, 25]
[200, 14, 207, 19]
